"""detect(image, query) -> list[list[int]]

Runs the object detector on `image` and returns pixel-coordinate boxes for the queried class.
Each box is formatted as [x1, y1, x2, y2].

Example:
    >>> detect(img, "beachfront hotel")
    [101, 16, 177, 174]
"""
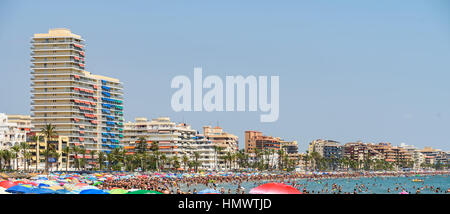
[30, 28, 124, 169]
[308, 139, 343, 159]
[244, 131, 299, 168]
[123, 117, 217, 170]
[203, 126, 239, 170]
[245, 131, 298, 154]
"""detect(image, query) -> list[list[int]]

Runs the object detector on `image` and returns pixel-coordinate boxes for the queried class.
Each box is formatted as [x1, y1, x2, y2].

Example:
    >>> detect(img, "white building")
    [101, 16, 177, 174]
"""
[0, 113, 29, 150]
[400, 143, 425, 169]
[123, 117, 217, 170]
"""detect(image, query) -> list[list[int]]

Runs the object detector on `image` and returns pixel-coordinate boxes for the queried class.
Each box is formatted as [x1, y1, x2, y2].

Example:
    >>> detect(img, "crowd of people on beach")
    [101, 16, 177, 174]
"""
[98, 171, 450, 194]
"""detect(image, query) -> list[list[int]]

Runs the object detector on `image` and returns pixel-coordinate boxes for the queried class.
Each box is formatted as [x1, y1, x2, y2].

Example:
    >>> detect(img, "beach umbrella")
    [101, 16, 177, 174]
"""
[55, 189, 70, 194]
[38, 183, 50, 188]
[6, 185, 33, 194]
[41, 180, 59, 186]
[108, 189, 129, 194]
[0, 181, 16, 189]
[198, 189, 221, 194]
[63, 183, 77, 191]
[46, 185, 64, 191]
[126, 190, 163, 194]
[79, 189, 109, 194]
[77, 185, 99, 191]
[93, 181, 103, 186]
[15, 180, 32, 185]
[29, 188, 57, 194]
[249, 183, 302, 194]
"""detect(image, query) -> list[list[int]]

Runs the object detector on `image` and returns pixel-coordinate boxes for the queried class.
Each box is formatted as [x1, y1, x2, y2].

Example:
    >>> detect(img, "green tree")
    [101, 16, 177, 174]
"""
[136, 137, 148, 154]
[62, 146, 71, 172]
[182, 154, 189, 171]
[72, 145, 80, 171]
[11, 144, 20, 171]
[98, 151, 106, 170]
[40, 124, 57, 173]
[89, 150, 97, 171]
[79, 147, 87, 171]
[19, 142, 29, 171]
[193, 152, 200, 172]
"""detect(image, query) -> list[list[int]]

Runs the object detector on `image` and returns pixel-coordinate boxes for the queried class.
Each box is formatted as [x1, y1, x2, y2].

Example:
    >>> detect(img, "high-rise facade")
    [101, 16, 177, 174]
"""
[30, 28, 124, 162]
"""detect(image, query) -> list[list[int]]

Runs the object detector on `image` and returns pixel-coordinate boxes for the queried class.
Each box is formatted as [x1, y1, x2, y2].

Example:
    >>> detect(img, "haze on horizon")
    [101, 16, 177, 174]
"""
[0, 0, 449, 152]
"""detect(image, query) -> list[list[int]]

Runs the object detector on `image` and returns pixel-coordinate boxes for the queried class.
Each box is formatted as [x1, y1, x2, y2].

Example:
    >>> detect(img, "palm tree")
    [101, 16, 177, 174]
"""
[141, 152, 149, 172]
[6, 150, 13, 170]
[79, 147, 87, 171]
[24, 151, 32, 172]
[160, 154, 167, 171]
[182, 154, 189, 171]
[193, 152, 200, 172]
[150, 141, 159, 171]
[19, 142, 29, 171]
[214, 146, 224, 171]
[89, 150, 97, 171]
[98, 151, 105, 170]
[153, 151, 161, 171]
[106, 153, 113, 171]
[0, 150, 5, 170]
[310, 151, 322, 171]
[125, 154, 134, 171]
[171, 155, 180, 170]
[224, 152, 233, 171]
[11, 144, 20, 171]
[136, 137, 147, 154]
[50, 150, 61, 172]
[302, 153, 310, 171]
[236, 149, 246, 169]
[277, 149, 286, 170]
[41, 123, 57, 173]
[72, 145, 80, 171]
[62, 146, 71, 172]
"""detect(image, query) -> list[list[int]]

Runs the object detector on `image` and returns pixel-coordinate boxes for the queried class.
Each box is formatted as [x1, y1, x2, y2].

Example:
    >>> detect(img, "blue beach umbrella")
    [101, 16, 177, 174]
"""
[79, 189, 110, 194]
[29, 188, 57, 194]
[6, 185, 33, 194]
[38, 183, 50, 188]
[55, 189, 70, 194]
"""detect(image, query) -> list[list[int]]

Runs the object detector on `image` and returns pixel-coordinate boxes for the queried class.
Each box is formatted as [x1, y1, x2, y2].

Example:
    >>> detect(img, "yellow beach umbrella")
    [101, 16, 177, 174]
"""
[47, 185, 64, 191]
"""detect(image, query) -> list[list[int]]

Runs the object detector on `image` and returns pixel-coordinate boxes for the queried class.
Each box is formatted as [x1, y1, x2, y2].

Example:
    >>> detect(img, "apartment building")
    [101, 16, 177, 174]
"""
[0, 113, 29, 150]
[6, 115, 32, 132]
[123, 117, 216, 170]
[308, 139, 342, 159]
[30, 28, 124, 165]
[420, 147, 448, 166]
[204, 126, 239, 170]
[245, 131, 281, 153]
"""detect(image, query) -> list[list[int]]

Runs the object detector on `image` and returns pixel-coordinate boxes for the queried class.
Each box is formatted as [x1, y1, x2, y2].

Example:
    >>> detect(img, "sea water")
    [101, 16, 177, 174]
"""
[177, 175, 449, 194]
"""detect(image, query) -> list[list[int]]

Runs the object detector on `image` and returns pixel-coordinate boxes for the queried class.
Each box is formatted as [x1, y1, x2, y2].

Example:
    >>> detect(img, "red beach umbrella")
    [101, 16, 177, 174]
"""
[249, 183, 302, 194]
[0, 181, 17, 189]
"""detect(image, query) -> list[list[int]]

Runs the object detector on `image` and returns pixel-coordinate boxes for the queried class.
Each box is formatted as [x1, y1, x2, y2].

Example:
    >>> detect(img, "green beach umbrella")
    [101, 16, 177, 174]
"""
[93, 181, 103, 186]
[108, 189, 128, 194]
[126, 190, 163, 194]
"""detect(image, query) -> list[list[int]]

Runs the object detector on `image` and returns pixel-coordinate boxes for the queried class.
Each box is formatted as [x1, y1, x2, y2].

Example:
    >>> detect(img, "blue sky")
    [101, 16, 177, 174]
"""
[0, 0, 449, 152]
